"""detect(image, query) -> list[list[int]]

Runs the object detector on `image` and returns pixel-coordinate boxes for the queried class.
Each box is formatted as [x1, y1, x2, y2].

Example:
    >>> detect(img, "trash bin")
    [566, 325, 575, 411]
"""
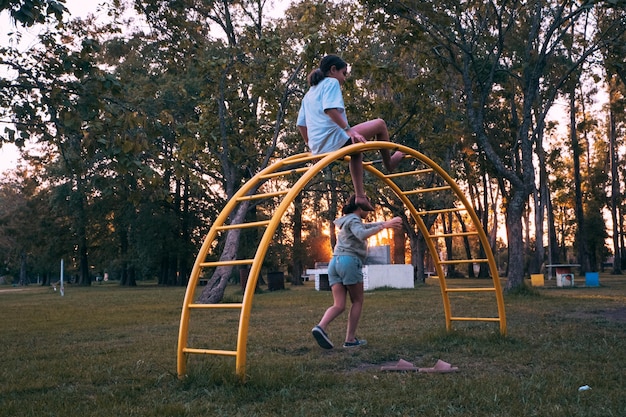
[530, 274, 544, 287]
[267, 271, 285, 291]
[585, 272, 599, 287]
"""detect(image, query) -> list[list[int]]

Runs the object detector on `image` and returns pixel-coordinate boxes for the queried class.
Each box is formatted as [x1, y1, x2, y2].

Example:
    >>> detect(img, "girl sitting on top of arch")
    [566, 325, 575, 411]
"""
[296, 54, 405, 211]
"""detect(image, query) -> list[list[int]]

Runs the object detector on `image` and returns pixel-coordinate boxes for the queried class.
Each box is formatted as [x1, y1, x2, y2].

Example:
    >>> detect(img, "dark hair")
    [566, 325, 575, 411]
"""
[307, 55, 348, 86]
[342, 194, 361, 215]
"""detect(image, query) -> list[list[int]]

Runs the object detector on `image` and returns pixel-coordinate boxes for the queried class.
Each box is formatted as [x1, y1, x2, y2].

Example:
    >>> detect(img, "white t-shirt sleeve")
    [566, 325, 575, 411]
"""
[297, 104, 306, 127]
[321, 78, 345, 112]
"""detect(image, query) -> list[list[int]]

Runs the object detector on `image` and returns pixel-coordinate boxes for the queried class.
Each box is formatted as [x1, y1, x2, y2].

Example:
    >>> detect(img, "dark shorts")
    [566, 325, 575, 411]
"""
[328, 255, 363, 286]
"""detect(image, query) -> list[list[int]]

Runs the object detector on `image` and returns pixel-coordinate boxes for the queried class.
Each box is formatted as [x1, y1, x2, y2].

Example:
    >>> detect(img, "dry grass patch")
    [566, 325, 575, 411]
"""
[1, 276, 625, 416]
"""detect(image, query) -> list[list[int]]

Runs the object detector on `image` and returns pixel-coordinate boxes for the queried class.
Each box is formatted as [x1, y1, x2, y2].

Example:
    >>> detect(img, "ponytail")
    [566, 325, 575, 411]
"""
[307, 68, 325, 86]
[307, 54, 348, 86]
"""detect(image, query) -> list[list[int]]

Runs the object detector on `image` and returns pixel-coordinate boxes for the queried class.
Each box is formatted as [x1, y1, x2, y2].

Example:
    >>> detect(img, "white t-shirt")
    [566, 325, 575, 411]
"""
[297, 77, 350, 154]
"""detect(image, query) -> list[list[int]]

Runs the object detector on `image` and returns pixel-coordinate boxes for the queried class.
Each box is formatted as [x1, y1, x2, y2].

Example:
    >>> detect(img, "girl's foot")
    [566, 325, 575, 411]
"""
[355, 195, 375, 211]
[343, 338, 367, 348]
[387, 151, 405, 172]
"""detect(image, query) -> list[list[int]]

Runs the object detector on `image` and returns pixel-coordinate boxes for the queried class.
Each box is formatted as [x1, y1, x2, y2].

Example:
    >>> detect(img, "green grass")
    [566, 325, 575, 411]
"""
[1, 275, 625, 417]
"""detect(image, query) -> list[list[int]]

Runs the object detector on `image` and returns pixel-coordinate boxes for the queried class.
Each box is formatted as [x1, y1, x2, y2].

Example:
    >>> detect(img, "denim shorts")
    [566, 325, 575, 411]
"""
[328, 255, 363, 287]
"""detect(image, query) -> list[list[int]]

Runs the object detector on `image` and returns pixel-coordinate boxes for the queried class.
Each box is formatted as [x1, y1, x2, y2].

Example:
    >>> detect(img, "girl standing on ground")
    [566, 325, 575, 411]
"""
[311, 195, 403, 349]
[297, 54, 405, 211]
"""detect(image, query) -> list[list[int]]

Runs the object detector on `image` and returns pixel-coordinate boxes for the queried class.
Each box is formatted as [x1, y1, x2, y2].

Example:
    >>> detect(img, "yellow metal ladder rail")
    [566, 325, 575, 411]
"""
[365, 147, 506, 335]
[178, 143, 507, 380]
[178, 153, 325, 377]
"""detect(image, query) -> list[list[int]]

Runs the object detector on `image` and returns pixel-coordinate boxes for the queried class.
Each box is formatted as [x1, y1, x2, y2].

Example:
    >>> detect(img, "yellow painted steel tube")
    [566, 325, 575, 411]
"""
[178, 142, 507, 381]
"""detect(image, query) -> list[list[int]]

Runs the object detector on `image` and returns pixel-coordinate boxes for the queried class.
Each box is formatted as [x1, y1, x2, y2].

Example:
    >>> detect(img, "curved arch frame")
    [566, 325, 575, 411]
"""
[177, 142, 506, 380]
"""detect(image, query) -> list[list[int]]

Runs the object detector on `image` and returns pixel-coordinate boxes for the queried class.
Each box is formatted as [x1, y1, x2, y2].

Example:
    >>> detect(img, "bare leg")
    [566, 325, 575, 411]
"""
[345, 282, 364, 343]
[317, 283, 347, 331]
[351, 118, 405, 172]
[348, 152, 375, 211]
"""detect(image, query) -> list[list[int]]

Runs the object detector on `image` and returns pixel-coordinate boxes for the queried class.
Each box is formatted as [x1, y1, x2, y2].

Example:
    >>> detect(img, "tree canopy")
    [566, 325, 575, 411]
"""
[1, 0, 625, 292]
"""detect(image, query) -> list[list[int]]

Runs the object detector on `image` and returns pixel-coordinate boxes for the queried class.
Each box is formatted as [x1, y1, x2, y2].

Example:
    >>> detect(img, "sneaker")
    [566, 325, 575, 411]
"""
[311, 325, 334, 349]
[343, 338, 367, 348]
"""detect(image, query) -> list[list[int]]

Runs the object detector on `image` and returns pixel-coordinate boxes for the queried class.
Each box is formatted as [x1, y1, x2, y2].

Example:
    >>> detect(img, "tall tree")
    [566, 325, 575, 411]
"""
[599, 4, 626, 274]
[370, 0, 625, 290]
[130, 0, 305, 301]
[1, 9, 129, 284]
[606, 75, 625, 273]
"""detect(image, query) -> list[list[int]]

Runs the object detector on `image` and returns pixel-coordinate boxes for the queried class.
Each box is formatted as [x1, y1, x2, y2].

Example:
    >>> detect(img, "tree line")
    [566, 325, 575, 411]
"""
[0, 0, 625, 295]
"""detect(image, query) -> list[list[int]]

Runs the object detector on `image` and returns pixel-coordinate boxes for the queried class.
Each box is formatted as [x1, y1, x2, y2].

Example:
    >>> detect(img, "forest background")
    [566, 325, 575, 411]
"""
[1, 0, 625, 298]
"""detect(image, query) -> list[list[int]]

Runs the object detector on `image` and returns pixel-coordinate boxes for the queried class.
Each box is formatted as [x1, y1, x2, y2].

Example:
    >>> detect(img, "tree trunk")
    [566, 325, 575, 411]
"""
[76, 186, 91, 286]
[119, 227, 136, 286]
[442, 212, 456, 277]
[532, 149, 546, 274]
[393, 225, 406, 264]
[19, 251, 28, 286]
[292, 192, 304, 285]
[523, 203, 531, 273]
[479, 172, 494, 278]
[620, 205, 626, 270]
[179, 175, 192, 285]
[505, 190, 526, 290]
[455, 211, 474, 278]
[409, 225, 425, 283]
[570, 89, 589, 274]
[546, 191, 559, 266]
[197, 201, 250, 304]
[609, 80, 622, 274]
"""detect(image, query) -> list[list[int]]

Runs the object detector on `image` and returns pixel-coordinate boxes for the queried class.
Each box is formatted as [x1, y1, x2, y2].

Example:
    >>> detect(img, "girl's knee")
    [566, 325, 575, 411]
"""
[373, 118, 389, 139]
[333, 305, 346, 314]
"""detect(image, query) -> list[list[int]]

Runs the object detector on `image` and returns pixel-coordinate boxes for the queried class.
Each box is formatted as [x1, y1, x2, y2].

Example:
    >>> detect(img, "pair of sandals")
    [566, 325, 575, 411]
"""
[381, 358, 459, 373]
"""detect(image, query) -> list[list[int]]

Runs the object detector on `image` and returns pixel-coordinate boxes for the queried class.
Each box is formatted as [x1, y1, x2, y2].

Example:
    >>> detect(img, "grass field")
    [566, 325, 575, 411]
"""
[1, 274, 625, 417]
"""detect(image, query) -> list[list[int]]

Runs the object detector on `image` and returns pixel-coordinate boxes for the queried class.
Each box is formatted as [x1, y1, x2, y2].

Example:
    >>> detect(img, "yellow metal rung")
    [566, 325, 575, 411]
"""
[216, 220, 271, 231]
[237, 190, 289, 201]
[416, 207, 464, 216]
[445, 287, 496, 293]
[199, 259, 254, 267]
[450, 317, 502, 323]
[403, 185, 451, 195]
[429, 231, 479, 238]
[188, 303, 243, 309]
[280, 153, 325, 164]
[183, 348, 238, 357]
[438, 259, 488, 265]
[259, 166, 310, 179]
[385, 168, 434, 178]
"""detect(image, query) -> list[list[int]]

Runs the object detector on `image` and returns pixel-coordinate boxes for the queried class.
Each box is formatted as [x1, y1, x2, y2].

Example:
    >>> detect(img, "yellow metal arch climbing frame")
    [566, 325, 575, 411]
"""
[177, 143, 506, 380]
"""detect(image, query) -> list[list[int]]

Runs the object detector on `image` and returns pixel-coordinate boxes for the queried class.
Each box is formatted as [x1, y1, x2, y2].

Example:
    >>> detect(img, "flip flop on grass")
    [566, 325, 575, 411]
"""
[418, 359, 459, 373]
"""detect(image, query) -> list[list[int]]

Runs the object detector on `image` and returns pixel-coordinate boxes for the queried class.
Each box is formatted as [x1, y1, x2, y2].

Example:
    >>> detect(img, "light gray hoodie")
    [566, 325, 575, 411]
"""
[333, 213, 385, 262]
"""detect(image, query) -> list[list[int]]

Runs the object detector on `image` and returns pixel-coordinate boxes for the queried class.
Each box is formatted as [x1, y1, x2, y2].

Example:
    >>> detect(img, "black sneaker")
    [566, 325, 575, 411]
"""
[311, 325, 334, 349]
[343, 338, 367, 348]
